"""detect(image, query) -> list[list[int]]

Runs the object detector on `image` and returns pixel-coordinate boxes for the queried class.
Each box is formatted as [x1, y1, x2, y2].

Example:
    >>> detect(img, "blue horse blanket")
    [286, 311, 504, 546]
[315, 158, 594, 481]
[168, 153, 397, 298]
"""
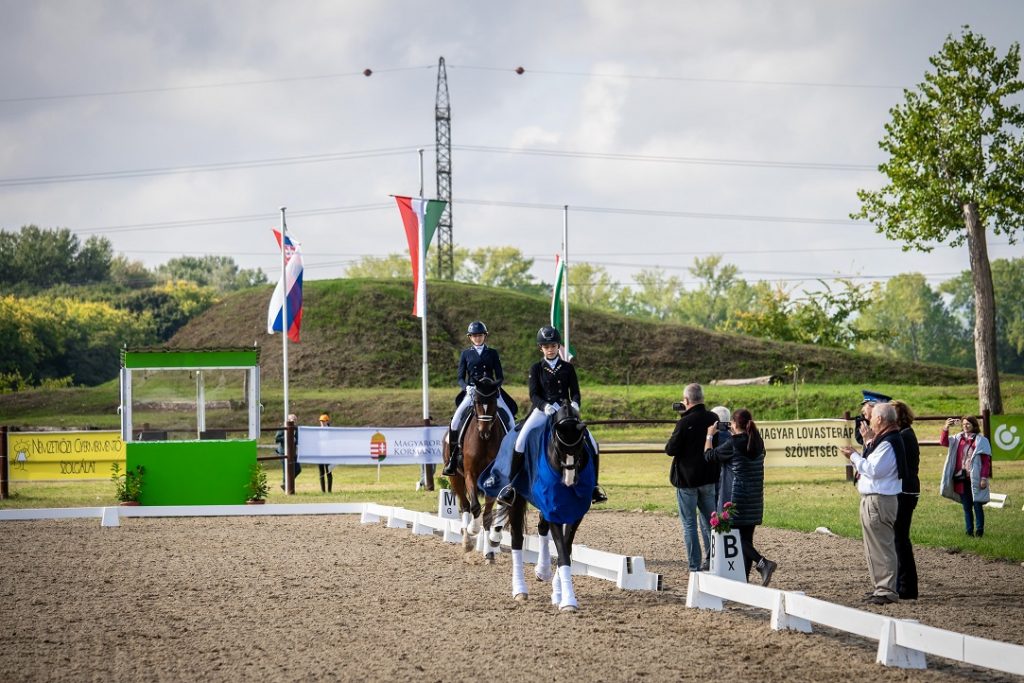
[479, 421, 596, 525]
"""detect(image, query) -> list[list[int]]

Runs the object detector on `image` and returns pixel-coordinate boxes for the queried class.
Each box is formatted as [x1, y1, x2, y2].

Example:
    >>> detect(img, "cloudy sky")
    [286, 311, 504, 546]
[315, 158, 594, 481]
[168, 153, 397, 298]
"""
[2, 0, 1021, 294]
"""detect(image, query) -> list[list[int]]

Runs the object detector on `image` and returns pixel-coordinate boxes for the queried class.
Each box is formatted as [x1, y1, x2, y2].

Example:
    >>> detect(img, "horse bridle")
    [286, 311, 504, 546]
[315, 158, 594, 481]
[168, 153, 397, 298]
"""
[472, 380, 500, 439]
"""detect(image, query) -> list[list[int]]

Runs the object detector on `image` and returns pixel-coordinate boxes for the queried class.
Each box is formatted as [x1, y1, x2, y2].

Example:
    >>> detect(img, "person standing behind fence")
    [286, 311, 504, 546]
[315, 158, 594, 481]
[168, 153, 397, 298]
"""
[275, 413, 302, 491]
[890, 400, 920, 600]
[841, 402, 906, 605]
[665, 383, 718, 572]
[940, 416, 992, 537]
[704, 408, 777, 586]
[317, 413, 333, 493]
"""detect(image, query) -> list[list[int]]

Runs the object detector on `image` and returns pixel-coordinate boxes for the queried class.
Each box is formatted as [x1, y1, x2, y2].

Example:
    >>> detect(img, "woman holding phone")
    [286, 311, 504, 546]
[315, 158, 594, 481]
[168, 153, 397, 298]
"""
[939, 416, 993, 537]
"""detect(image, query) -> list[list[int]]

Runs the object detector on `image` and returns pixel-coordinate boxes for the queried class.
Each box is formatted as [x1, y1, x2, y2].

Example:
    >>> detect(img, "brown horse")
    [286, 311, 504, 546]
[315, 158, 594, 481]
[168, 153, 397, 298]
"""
[442, 377, 508, 561]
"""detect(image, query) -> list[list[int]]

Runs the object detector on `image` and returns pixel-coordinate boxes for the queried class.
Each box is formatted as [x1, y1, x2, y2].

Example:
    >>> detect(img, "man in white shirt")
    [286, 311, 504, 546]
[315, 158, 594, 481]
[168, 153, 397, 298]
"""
[841, 402, 903, 605]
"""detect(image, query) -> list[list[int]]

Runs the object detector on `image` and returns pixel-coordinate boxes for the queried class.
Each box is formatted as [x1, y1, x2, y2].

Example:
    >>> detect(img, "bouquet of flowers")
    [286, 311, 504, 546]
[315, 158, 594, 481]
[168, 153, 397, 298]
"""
[709, 501, 736, 534]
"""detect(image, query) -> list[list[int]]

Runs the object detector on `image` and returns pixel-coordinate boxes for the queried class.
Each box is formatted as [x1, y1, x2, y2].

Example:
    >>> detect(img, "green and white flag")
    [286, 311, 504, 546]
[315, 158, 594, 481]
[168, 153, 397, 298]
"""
[394, 196, 446, 317]
[991, 415, 1024, 461]
[550, 253, 575, 361]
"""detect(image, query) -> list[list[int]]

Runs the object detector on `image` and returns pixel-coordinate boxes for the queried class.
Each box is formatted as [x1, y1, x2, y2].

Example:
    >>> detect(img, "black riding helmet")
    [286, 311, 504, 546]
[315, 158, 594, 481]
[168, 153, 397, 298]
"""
[467, 321, 488, 336]
[537, 325, 561, 345]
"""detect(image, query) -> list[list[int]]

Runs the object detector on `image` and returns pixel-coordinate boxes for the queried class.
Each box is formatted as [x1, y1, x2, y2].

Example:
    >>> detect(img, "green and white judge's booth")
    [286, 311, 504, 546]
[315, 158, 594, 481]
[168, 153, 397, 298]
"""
[119, 348, 261, 505]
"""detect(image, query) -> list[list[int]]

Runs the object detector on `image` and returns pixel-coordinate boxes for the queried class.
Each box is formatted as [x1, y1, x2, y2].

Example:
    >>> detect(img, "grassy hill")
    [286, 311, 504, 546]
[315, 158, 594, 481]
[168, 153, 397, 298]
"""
[169, 278, 976, 389]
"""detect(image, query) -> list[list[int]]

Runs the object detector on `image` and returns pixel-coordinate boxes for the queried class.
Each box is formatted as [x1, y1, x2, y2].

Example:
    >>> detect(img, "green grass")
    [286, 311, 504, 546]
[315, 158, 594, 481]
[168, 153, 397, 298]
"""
[4, 445, 1021, 562]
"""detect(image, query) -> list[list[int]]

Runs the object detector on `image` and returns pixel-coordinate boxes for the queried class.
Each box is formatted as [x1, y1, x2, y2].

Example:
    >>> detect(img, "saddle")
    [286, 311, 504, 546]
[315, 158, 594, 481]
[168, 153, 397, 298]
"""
[479, 418, 596, 524]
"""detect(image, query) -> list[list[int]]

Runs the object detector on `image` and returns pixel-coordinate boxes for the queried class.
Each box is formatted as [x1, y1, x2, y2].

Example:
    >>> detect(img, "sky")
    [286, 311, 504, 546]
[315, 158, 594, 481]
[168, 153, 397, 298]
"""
[2, 0, 1022, 295]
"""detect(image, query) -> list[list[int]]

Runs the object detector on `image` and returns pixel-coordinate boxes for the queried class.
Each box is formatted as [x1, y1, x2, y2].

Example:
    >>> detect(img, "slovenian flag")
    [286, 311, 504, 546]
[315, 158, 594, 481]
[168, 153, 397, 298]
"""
[267, 229, 303, 342]
[394, 196, 446, 317]
[550, 253, 575, 361]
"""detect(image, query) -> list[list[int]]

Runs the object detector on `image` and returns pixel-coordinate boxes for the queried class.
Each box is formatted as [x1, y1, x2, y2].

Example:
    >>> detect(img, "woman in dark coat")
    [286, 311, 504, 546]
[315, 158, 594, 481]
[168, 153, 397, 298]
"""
[891, 400, 920, 600]
[704, 408, 777, 586]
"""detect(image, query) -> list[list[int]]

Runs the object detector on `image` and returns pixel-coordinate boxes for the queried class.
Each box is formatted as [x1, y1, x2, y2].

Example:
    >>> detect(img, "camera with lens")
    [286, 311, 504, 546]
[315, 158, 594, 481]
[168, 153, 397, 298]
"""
[853, 414, 867, 446]
[672, 401, 684, 412]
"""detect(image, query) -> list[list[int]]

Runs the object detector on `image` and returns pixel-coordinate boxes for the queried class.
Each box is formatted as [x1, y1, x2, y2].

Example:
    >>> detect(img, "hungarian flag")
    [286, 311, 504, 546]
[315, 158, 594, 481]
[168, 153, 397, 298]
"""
[267, 229, 303, 342]
[550, 253, 575, 361]
[394, 196, 446, 317]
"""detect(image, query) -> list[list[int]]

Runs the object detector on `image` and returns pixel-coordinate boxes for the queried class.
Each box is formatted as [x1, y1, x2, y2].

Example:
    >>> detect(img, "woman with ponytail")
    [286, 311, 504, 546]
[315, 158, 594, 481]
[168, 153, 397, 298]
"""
[704, 408, 777, 586]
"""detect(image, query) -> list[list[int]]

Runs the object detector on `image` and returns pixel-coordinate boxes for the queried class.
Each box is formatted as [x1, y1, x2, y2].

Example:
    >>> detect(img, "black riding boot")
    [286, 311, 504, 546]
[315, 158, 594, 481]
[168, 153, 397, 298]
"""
[496, 450, 524, 507]
[442, 428, 460, 476]
[591, 451, 607, 503]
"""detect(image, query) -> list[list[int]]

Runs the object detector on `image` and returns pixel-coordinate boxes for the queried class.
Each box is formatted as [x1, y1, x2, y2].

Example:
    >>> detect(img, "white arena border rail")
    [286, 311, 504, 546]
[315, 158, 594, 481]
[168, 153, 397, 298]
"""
[0, 503, 661, 592]
[686, 571, 1024, 675]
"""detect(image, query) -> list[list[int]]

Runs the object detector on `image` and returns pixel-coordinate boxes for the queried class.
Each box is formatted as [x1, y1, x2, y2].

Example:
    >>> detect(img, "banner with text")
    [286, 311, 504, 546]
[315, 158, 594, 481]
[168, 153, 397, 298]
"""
[991, 415, 1024, 461]
[6, 430, 125, 481]
[759, 419, 855, 468]
[297, 426, 444, 466]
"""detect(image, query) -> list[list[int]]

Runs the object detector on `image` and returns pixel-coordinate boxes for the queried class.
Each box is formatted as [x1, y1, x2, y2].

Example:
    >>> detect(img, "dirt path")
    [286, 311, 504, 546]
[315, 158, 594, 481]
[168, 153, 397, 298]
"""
[0, 510, 1021, 682]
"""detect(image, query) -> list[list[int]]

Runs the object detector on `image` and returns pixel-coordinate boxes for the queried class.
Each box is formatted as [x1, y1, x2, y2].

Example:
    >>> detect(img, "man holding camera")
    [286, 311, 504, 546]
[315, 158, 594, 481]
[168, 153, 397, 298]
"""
[665, 383, 719, 572]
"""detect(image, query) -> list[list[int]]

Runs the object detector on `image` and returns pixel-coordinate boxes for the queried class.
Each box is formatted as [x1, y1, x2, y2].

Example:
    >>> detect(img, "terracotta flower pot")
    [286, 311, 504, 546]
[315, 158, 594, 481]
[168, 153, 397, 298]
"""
[246, 499, 266, 505]
[119, 501, 141, 507]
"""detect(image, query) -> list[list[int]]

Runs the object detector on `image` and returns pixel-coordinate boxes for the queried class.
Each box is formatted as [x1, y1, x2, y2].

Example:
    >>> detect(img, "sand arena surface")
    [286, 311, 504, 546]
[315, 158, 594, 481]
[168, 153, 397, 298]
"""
[0, 510, 1021, 682]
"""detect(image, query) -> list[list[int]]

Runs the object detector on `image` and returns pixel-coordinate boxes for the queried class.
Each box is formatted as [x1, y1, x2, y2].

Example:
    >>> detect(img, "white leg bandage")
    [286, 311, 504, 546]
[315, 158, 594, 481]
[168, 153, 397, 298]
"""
[557, 564, 577, 611]
[535, 532, 553, 582]
[511, 549, 528, 598]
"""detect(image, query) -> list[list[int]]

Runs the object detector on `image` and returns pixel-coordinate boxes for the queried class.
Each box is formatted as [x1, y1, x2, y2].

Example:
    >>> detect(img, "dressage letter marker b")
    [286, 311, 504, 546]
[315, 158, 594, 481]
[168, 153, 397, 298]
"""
[709, 529, 746, 583]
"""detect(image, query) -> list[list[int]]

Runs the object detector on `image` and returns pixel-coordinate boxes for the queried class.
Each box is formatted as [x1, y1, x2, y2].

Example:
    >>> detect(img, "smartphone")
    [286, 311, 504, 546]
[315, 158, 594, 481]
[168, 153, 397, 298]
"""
[717, 421, 730, 430]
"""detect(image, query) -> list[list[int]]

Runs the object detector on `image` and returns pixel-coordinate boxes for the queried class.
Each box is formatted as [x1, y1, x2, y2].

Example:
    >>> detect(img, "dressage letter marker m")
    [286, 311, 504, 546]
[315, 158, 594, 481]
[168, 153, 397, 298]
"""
[709, 529, 746, 582]
[438, 489, 459, 519]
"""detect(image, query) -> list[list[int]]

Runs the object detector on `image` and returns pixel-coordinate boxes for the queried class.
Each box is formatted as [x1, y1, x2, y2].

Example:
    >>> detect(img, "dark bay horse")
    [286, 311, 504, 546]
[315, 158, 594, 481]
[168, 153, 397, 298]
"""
[507, 404, 595, 612]
[443, 377, 507, 560]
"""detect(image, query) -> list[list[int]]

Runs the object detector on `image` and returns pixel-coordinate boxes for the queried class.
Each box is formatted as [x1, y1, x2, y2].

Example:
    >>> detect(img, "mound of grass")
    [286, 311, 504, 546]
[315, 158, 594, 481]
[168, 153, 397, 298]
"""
[167, 279, 979, 390]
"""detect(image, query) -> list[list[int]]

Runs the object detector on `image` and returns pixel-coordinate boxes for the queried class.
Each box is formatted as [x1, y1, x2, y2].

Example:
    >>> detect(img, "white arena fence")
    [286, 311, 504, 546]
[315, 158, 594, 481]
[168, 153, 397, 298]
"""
[2, 503, 1021, 675]
[686, 571, 1024, 675]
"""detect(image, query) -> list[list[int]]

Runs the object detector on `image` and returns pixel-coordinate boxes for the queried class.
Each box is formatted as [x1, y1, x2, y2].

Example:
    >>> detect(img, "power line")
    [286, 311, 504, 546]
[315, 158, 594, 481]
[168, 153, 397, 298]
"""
[2, 62, 902, 106]
[458, 198, 865, 226]
[0, 65, 434, 104]
[453, 144, 878, 172]
[0, 147, 425, 187]
[0, 142, 879, 189]
[447, 64, 906, 91]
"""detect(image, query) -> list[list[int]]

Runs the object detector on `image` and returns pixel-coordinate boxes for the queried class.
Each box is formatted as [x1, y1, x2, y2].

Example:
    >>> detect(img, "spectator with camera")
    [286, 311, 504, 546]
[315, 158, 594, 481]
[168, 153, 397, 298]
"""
[840, 402, 907, 605]
[704, 408, 776, 586]
[940, 415, 993, 537]
[664, 383, 719, 572]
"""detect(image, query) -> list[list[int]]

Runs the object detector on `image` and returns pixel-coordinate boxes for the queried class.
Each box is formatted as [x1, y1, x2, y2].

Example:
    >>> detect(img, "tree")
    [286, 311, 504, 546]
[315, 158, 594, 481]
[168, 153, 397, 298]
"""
[568, 262, 622, 311]
[156, 255, 266, 292]
[856, 273, 971, 365]
[458, 246, 537, 291]
[675, 255, 756, 331]
[344, 254, 412, 279]
[941, 258, 1024, 374]
[852, 27, 1024, 413]
[0, 225, 113, 291]
[622, 268, 683, 320]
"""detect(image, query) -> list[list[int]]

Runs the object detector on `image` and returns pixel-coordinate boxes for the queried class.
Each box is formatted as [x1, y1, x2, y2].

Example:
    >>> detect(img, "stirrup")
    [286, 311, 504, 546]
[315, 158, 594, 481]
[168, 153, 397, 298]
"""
[591, 486, 608, 504]
[442, 457, 459, 476]
[496, 484, 517, 507]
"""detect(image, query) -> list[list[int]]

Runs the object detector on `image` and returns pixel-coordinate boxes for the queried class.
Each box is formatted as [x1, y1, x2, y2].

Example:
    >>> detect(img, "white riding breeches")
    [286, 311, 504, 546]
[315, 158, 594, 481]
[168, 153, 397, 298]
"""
[514, 406, 552, 452]
[450, 392, 514, 431]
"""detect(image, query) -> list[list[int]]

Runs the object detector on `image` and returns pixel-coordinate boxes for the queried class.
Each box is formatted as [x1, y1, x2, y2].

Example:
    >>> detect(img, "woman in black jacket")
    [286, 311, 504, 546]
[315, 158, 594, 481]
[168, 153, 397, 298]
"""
[891, 399, 920, 600]
[704, 408, 777, 586]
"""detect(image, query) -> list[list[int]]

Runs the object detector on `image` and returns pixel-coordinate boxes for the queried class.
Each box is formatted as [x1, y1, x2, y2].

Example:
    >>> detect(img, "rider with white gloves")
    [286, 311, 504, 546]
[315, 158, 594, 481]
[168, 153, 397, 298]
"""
[442, 321, 514, 476]
[487, 325, 606, 506]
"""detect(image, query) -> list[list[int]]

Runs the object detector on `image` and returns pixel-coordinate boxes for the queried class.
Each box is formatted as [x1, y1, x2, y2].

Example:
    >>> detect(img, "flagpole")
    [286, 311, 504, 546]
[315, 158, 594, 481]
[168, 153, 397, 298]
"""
[562, 205, 570, 359]
[280, 206, 290, 425]
[417, 148, 431, 488]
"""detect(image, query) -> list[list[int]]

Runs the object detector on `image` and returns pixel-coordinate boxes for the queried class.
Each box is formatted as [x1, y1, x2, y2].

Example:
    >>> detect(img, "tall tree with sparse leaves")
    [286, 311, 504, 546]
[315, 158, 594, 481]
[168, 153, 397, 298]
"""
[853, 27, 1024, 414]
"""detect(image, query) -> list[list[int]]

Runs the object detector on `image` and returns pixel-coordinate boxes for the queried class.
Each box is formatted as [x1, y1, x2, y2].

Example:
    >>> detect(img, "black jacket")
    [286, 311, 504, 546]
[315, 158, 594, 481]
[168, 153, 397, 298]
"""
[457, 346, 504, 389]
[705, 432, 764, 526]
[664, 403, 719, 488]
[899, 427, 921, 494]
[527, 358, 580, 412]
